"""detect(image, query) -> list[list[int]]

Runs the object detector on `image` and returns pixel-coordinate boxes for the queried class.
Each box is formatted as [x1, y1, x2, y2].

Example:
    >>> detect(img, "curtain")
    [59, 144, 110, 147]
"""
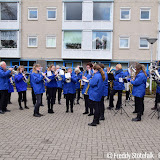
[64, 31, 82, 44]
[1, 31, 17, 41]
[47, 37, 56, 47]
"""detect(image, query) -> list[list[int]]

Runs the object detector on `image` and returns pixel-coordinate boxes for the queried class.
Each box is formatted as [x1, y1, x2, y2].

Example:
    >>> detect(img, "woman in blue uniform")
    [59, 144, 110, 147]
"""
[108, 64, 125, 110]
[32, 64, 45, 117]
[46, 64, 58, 114]
[63, 68, 77, 113]
[15, 66, 29, 110]
[88, 64, 105, 126]
[99, 63, 108, 121]
[8, 77, 14, 104]
[82, 62, 93, 116]
[131, 63, 147, 121]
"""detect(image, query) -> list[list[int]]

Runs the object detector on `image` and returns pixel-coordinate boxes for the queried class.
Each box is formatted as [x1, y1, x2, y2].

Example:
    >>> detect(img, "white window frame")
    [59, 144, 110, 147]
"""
[119, 36, 130, 49]
[47, 7, 57, 20]
[28, 36, 38, 48]
[140, 8, 151, 21]
[120, 7, 131, 21]
[46, 35, 56, 48]
[139, 37, 149, 49]
[28, 7, 38, 20]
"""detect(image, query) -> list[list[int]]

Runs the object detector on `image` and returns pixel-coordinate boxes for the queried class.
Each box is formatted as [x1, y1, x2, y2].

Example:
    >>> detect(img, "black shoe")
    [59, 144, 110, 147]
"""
[88, 113, 94, 116]
[88, 123, 97, 126]
[151, 106, 157, 110]
[25, 106, 29, 109]
[132, 117, 141, 121]
[41, 104, 44, 107]
[5, 109, 11, 112]
[115, 107, 120, 110]
[71, 110, 73, 113]
[133, 111, 137, 113]
[107, 107, 113, 110]
[48, 109, 52, 113]
[66, 110, 69, 113]
[0, 110, 4, 114]
[50, 110, 54, 113]
[99, 117, 105, 121]
[19, 107, 23, 110]
[33, 114, 41, 117]
[83, 112, 89, 114]
[38, 113, 43, 116]
[96, 121, 100, 125]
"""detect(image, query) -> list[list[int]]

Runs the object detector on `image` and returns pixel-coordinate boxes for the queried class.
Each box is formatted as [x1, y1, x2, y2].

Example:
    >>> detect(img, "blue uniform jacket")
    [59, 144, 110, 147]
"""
[62, 73, 77, 94]
[82, 71, 93, 95]
[113, 69, 125, 91]
[131, 70, 147, 98]
[32, 72, 45, 95]
[57, 79, 63, 88]
[8, 78, 14, 93]
[45, 72, 57, 88]
[103, 72, 108, 97]
[29, 69, 33, 88]
[76, 72, 82, 89]
[88, 71, 104, 102]
[0, 66, 11, 90]
[15, 73, 27, 92]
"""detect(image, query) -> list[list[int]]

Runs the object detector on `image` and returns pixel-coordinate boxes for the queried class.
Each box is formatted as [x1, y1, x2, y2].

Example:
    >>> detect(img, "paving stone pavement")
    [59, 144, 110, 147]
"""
[0, 91, 160, 160]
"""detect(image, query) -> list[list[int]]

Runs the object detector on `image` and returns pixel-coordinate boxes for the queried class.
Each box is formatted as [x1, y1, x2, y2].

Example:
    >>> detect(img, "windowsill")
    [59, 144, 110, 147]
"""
[93, 20, 111, 22]
[28, 19, 38, 21]
[64, 49, 82, 51]
[28, 46, 38, 48]
[0, 48, 17, 50]
[46, 47, 56, 49]
[92, 49, 110, 51]
[139, 48, 149, 50]
[119, 48, 130, 50]
[47, 19, 57, 21]
[0, 20, 18, 22]
[140, 19, 151, 21]
[120, 19, 131, 21]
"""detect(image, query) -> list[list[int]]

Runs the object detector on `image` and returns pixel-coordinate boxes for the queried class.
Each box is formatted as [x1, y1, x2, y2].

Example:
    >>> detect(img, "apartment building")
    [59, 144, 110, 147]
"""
[113, 0, 159, 69]
[0, 0, 21, 66]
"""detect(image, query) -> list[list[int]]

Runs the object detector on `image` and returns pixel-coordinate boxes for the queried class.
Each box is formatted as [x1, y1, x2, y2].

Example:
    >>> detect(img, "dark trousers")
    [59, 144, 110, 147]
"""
[100, 96, 105, 118]
[76, 89, 81, 102]
[47, 88, 56, 110]
[8, 93, 11, 103]
[0, 90, 8, 111]
[109, 89, 122, 108]
[18, 91, 27, 108]
[57, 87, 62, 102]
[155, 93, 160, 108]
[135, 96, 144, 118]
[34, 94, 41, 114]
[126, 91, 130, 100]
[90, 100, 100, 124]
[107, 82, 111, 99]
[66, 94, 74, 111]
[84, 95, 93, 114]
[31, 87, 36, 106]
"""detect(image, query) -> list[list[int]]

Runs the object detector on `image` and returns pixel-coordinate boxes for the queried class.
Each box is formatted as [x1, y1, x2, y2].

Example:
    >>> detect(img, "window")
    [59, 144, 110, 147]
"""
[93, 2, 111, 21]
[92, 31, 111, 50]
[47, 8, 57, 20]
[64, 2, 82, 20]
[140, 8, 150, 20]
[120, 8, 131, 20]
[46, 36, 56, 48]
[1, 3, 17, 20]
[140, 38, 149, 49]
[28, 36, 38, 47]
[119, 37, 130, 49]
[28, 8, 38, 20]
[0, 31, 17, 48]
[64, 31, 82, 49]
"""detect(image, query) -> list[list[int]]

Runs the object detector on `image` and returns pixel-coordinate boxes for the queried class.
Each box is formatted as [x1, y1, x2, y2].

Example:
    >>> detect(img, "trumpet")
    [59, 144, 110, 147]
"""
[40, 71, 51, 83]
[65, 73, 71, 83]
[22, 72, 29, 83]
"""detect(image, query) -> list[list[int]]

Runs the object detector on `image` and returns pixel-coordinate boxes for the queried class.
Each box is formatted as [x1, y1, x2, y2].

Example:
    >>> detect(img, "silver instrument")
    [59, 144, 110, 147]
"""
[65, 73, 71, 83]
[40, 71, 51, 83]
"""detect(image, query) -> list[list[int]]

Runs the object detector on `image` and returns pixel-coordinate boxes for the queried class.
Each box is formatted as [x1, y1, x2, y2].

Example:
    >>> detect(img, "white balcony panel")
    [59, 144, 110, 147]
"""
[0, 49, 20, 58]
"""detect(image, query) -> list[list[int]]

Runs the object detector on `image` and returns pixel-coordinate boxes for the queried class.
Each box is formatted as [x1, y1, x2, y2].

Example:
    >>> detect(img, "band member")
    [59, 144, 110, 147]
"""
[108, 64, 125, 110]
[0, 61, 13, 114]
[88, 64, 105, 126]
[30, 68, 36, 106]
[63, 68, 77, 113]
[99, 64, 108, 121]
[56, 65, 63, 105]
[8, 77, 14, 104]
[32, 64, 45, 117]
[131, 63, 147, 121]
[124, 70, 131, 100]
[82, 62, 94, 116]
[15, 66, 29, 110]
[46, 65, 58, 113]
[75, 67, 82, 104]
[107, 67, 111, 100]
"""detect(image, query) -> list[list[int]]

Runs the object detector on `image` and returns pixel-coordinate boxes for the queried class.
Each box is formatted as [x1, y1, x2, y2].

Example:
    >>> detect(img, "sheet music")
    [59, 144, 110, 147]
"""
[65, 73, 71, 79]
[47, 71, 52, 77]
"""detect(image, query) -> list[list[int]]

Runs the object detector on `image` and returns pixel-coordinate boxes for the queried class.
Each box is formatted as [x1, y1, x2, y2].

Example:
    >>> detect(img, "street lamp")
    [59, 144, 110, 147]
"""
[146, 38, 158, 94]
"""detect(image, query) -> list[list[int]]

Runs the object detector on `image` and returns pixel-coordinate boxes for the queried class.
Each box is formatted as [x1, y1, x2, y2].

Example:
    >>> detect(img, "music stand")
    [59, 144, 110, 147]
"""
[114, 104, 130, 117]
[148, 104, 160, 119]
